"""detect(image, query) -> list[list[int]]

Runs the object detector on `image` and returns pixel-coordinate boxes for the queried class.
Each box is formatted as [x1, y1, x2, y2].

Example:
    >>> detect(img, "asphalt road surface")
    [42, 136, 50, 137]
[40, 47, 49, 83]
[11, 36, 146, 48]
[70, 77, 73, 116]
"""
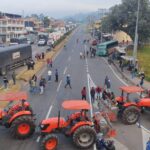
[0, 26, 149, 150]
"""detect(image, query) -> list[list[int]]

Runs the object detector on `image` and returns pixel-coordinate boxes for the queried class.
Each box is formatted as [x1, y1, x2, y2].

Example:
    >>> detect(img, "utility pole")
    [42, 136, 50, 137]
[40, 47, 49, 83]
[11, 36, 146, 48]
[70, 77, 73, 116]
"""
[133, 0, 140, 66]
[98, 9, 105, 43]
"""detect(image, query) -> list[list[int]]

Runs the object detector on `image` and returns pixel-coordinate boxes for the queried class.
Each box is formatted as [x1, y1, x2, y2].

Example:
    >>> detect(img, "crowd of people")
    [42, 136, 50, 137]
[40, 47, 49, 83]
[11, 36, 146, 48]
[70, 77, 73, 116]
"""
[80, 76, 116, 109]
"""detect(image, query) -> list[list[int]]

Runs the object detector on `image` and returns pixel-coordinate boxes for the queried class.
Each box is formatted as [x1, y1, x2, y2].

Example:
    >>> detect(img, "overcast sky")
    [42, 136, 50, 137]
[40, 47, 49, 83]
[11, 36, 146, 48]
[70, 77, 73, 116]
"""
[0, 0, 121, 18]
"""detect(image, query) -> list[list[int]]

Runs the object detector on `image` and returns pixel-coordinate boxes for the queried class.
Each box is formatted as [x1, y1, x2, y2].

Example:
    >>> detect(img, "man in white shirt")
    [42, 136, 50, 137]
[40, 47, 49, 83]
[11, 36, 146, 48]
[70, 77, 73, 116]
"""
[48, 70, 52, 82]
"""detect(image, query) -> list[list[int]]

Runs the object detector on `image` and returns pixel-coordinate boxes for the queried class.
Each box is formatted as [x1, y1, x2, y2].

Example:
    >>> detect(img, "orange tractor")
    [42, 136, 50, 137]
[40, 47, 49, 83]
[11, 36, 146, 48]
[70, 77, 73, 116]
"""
[115, 86, 150, 125]
[0, 92, 35, 139]
[39, 100, 116, 150]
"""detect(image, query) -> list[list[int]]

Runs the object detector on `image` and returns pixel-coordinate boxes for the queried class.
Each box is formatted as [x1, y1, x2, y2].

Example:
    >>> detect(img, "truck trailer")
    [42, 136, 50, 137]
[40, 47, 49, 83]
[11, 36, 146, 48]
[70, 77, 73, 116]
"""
[0, 44, 32, 75]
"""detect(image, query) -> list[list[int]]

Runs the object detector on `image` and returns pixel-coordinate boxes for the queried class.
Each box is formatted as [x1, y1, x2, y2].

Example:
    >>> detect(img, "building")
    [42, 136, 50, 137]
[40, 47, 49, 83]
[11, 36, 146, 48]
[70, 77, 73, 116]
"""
[0, 12, 26, 43]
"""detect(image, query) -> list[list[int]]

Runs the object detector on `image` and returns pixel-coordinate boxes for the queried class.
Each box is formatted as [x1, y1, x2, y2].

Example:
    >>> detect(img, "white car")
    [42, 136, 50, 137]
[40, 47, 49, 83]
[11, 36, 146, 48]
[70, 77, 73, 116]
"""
[38, 39, 46, 46]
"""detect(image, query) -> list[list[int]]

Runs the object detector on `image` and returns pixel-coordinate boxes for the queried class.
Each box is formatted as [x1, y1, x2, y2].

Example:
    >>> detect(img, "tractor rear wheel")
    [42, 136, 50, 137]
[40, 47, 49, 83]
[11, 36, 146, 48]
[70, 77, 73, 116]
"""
[73, 125, 96, 149]
[10, 115, 35, 139]
[41, 134, 58, 150]
[122, 106, 140, 125]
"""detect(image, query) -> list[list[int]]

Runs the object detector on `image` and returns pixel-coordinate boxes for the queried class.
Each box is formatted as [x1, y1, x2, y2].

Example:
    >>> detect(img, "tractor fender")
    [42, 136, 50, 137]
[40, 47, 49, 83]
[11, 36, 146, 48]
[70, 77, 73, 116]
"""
[69, 121, 93, 135]
[123, 102, 138, 107]
[8, 111, 32, 124]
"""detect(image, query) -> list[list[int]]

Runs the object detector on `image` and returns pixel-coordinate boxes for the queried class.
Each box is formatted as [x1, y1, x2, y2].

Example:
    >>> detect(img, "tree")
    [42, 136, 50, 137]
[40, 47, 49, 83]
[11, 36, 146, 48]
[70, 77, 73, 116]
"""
[43, 16, 50, 28]
[102, 0, 150, 43]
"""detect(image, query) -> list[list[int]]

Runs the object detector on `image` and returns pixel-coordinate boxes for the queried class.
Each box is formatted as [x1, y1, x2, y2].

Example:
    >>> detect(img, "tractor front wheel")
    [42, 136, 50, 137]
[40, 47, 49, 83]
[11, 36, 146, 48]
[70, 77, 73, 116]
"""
[10, 115, 35, 139]
[41, 134, 58, 150]
[122, 106, 140, 125]
[73, 125, 96, 149]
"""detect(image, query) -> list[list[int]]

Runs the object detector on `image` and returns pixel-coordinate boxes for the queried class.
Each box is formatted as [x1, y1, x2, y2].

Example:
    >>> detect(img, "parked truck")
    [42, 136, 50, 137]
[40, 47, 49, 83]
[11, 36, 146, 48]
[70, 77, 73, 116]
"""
[0, 44, 32, 75]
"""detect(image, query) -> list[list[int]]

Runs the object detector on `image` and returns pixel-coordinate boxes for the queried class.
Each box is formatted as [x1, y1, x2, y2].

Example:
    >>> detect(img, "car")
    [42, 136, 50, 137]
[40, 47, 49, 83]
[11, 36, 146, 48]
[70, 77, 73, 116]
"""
[27, 39, 34, 45]
[38, 39, 46, 46]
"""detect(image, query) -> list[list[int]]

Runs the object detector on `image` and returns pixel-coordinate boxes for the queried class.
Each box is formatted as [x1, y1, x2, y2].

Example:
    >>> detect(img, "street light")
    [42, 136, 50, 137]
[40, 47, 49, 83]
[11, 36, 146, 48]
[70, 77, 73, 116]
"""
[133, 0, 140, 66]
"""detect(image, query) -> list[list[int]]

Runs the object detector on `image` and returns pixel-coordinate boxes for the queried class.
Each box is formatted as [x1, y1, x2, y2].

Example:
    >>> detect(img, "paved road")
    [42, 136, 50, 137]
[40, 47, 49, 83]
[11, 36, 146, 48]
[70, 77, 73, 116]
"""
[0, 26, 147, 150]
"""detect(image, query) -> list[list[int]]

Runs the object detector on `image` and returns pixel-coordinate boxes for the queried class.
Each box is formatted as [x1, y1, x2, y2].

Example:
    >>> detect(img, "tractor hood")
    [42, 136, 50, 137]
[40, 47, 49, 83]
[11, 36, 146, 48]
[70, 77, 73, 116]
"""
[138, 98, 150, 107]
[40, 117, 66, 132]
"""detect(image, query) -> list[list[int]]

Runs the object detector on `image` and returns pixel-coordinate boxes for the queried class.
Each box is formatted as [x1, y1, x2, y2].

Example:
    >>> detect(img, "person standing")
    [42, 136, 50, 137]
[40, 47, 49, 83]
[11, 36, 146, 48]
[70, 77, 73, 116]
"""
[41, 52, 45, 59]
[46, 58, 50, 68]
[104, 76, 111, 92]
[96, 86, 102, 100]
[39, 77, 45, 94]
[55, 69, 58, 82]
[12, 71, 16, 85]
[140, 72, 145, 87]
[3, 76, 8, 89]
[30, 59, 35, 70]
[65, 74, 72, 88]
[32, 74, 37, 83]
[47, 70, 52, 82]
[81, 87, 86, 100]
[50, 59, 53, 68]
[90, 87, 95, 102]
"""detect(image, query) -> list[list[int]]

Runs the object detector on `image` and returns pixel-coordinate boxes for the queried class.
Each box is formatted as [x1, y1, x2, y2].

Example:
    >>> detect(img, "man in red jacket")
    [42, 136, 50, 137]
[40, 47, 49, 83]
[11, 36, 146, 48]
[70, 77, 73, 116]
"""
[81, 87, 86, 100]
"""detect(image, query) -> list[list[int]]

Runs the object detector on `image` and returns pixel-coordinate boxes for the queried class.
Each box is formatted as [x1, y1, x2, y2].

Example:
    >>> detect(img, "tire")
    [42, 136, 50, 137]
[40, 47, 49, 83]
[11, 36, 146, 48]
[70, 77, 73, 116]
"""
[73, 125, 96, 149]
[122, 106, 140, 125]
[41, 134, 58, 150]
[10, 115, 35, 139]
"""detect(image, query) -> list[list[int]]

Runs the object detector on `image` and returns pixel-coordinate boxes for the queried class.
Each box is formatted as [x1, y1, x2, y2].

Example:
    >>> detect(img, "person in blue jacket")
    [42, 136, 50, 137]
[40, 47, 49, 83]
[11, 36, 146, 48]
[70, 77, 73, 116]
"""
[146, 138, 150, 150]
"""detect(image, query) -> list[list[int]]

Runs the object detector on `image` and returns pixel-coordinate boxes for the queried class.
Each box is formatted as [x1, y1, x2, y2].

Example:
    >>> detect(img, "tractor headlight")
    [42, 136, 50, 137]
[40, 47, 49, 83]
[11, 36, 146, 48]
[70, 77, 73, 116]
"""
[40, 124, 49, 130]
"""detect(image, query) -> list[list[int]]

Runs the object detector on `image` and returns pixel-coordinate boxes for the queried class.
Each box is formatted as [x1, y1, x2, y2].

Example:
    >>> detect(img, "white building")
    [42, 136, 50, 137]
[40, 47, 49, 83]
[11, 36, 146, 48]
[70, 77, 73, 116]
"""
[0, 13, 26, 43]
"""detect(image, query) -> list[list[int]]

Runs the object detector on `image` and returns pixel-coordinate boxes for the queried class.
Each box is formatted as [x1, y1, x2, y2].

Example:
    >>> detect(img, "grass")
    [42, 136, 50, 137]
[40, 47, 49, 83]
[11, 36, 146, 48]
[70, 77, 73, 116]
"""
[126, 45, 150, 81]
[137, 45, 150, 81]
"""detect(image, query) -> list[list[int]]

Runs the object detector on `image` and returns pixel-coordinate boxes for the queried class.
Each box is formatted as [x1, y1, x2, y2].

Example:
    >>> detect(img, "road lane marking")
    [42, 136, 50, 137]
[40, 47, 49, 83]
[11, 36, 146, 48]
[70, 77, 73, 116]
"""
[36, 105, 53, 142]
[102, 58, 128, 86]
[102, 57, 150, 149]
[63, 67, 67, 75]
[57, 80, 62, 92]
[68, 56, 71, 61]
[85, 58, 96, 150]
[45, 105, 53, 119]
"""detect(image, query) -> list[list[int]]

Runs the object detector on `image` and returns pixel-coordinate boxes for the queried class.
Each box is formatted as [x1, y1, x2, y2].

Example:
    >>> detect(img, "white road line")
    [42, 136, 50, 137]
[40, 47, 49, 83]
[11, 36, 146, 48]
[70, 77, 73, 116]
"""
[68, 56, 71, 61]
[85, 58, 96, 150]
[102, 57, 150, 149]
[45, 105, 53, 119]
[63, 67, 68, 75]
[36, 105, 53, 142]
[57, 80, 62, 92]
[102, 58, 128, 86]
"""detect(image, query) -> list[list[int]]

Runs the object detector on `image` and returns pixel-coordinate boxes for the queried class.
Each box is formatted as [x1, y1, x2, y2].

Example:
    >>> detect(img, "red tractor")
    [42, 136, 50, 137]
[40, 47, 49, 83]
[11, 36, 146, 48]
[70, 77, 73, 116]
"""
[39, 100, 116, 150]
[115, 86, 150, 125]
[0, 92, 35, 139]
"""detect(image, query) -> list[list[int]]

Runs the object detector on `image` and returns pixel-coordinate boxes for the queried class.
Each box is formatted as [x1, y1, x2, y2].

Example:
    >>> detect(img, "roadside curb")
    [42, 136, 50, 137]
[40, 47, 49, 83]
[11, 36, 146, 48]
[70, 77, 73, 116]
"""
[112, 61, 138, 86]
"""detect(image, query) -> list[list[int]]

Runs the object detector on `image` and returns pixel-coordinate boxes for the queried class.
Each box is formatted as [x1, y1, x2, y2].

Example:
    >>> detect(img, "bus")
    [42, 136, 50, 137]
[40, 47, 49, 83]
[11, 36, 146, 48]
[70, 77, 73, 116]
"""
[96, 40, 118, 56]
[10, 37, 28, 45]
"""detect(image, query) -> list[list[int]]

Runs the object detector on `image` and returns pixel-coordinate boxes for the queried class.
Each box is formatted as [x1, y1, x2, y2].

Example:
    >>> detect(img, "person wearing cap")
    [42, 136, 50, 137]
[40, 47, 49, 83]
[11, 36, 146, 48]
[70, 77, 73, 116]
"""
[65, 74, 72, 88]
